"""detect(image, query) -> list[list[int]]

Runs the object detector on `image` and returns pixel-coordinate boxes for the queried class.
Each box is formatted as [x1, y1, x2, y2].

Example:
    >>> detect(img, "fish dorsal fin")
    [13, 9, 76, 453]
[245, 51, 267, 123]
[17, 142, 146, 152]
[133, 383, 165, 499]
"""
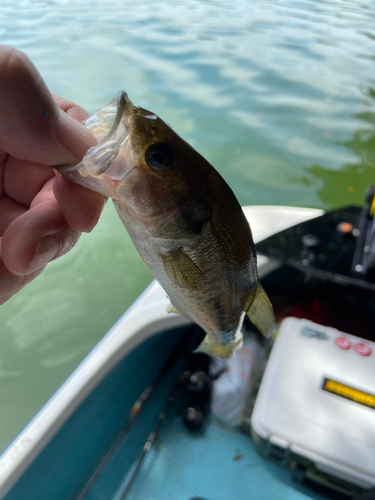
[162, 249, 204, 291]
[242, 281, 275, 338]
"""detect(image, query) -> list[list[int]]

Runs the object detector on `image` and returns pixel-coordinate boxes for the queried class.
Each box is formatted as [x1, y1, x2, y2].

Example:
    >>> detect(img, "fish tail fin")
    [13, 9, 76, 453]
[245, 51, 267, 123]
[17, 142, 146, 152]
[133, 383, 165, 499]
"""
[166, 303, 180, 314]
[242, 281, 276, 339]
[194, 331, 243, 359]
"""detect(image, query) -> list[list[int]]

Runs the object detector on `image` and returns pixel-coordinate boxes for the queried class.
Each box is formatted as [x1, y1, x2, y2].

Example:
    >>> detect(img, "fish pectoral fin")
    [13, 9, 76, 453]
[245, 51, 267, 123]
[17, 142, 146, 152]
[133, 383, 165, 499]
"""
[166, 303, 180, 314]
[242, 281, 276, 339]
[162, 248, 204, 291]
[195, 332, 243, 359]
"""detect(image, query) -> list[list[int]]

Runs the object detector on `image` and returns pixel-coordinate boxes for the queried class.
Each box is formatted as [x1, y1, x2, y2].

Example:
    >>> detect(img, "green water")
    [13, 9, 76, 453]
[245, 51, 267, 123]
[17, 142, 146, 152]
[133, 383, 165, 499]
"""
[0, 0, 374, 452]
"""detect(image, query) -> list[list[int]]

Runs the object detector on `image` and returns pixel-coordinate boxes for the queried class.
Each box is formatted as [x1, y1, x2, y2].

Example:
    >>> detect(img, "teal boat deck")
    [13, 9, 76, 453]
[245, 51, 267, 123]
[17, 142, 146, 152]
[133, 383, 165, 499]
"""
[2, 325, 349, 500]
[127, 411, 334, 500]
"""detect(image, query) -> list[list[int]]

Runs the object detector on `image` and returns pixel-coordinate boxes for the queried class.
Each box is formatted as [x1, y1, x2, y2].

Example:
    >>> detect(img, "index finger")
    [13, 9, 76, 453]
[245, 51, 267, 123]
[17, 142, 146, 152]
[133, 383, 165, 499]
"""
[2, 94, 96, 209]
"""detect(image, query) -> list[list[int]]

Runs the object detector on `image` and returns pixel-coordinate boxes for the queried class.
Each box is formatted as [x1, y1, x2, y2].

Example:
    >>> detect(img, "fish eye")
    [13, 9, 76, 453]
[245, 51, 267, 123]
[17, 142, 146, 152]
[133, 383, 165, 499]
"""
[145, 143, 174, 172]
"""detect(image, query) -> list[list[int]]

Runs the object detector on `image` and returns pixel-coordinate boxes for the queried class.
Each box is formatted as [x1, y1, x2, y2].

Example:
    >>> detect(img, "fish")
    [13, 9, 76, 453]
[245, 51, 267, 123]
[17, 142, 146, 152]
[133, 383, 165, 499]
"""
[57, 91, 275, 358]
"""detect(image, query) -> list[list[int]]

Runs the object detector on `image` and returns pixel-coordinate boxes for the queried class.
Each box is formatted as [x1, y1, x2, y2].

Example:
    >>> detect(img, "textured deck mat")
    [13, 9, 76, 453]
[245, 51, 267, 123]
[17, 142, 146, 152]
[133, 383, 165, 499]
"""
[126, 411, 330, 500]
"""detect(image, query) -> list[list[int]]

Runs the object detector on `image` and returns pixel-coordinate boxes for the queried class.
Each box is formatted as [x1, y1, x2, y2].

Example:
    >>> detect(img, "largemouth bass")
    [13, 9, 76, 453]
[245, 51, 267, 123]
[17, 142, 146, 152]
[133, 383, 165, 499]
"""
[57, 92, 275, 358]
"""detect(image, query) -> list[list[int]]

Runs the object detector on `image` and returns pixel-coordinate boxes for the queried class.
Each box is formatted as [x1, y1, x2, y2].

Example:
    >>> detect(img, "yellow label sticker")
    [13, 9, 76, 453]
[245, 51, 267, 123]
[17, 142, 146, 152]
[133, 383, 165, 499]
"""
[322, 378, 375, 410]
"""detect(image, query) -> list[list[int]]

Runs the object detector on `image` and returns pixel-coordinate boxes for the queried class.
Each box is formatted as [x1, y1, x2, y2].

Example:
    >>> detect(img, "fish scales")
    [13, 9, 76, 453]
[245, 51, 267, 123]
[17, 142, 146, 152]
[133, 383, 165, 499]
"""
[57, 91, 275, 358]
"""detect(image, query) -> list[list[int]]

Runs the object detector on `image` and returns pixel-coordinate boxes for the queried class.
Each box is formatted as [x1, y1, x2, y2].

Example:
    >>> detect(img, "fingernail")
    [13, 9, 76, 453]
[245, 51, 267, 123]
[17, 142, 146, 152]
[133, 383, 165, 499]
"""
[55, 110, 97, 164]
[85, 196, 107, 233]
[27, 236, 60, 274]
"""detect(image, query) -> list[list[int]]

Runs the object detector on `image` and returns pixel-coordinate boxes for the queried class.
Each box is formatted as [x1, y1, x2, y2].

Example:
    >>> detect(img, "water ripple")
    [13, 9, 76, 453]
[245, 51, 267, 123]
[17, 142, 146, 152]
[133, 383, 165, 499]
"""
[0, 0, 374, 451]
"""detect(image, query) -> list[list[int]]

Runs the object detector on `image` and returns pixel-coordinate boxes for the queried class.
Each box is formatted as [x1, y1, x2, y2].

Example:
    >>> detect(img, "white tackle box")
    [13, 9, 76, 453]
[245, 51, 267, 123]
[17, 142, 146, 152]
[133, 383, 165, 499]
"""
[251, 317, 375, 495]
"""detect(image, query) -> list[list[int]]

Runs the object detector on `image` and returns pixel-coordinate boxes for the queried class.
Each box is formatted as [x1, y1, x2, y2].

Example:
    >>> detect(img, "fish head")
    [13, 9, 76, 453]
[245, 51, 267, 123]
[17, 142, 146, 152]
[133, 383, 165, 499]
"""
[57, 92, 210, 226]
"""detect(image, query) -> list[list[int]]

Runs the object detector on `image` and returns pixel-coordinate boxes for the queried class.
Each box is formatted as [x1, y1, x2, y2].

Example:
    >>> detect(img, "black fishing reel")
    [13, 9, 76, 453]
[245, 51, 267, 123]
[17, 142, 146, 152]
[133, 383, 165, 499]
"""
[179, 353, 213, 432]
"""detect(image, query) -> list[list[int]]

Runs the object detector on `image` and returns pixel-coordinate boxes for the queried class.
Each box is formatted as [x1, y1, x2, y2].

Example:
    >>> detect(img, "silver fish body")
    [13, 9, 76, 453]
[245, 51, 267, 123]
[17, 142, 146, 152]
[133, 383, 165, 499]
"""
[58, 92, 275, 358]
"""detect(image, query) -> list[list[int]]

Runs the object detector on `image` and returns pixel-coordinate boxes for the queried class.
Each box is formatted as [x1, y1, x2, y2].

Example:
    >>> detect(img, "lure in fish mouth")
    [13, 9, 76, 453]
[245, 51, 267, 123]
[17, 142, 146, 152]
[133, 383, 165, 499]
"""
[57, 91, 276, 358]
[58, 92, 137, 197]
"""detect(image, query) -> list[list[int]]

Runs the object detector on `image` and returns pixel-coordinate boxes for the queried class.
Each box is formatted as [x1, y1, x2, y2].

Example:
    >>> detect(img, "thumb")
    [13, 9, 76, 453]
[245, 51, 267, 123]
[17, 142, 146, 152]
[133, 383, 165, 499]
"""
[0, 46, 96, 165]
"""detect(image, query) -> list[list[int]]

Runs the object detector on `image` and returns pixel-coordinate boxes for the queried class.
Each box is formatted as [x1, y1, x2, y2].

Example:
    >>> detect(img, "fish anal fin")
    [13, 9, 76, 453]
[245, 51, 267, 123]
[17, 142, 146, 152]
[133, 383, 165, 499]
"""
[166, 303, 180, 314]
[195, 332, 243, 359]
[162, 248, 204, 291]
[242, 281, 275, 338]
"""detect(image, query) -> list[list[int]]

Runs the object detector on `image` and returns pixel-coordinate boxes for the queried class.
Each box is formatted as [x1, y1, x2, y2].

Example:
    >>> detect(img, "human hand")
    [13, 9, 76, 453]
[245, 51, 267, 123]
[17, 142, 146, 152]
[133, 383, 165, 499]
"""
[0, 46, 106, 305]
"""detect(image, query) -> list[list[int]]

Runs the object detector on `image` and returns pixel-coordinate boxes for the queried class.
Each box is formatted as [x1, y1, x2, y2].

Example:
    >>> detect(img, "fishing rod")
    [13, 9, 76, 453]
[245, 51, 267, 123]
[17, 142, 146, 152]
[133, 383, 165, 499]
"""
[113, 393, 175, 500]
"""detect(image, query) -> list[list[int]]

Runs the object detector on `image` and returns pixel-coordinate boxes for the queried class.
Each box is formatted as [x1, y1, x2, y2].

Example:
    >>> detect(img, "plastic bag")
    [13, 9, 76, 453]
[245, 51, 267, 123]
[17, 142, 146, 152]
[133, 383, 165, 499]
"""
[210, 332, 263, 427]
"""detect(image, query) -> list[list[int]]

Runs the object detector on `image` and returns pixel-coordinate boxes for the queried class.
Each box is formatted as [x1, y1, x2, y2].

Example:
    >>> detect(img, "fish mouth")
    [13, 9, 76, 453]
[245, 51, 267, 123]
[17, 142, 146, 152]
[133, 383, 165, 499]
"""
[56, 91, 136, 196]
